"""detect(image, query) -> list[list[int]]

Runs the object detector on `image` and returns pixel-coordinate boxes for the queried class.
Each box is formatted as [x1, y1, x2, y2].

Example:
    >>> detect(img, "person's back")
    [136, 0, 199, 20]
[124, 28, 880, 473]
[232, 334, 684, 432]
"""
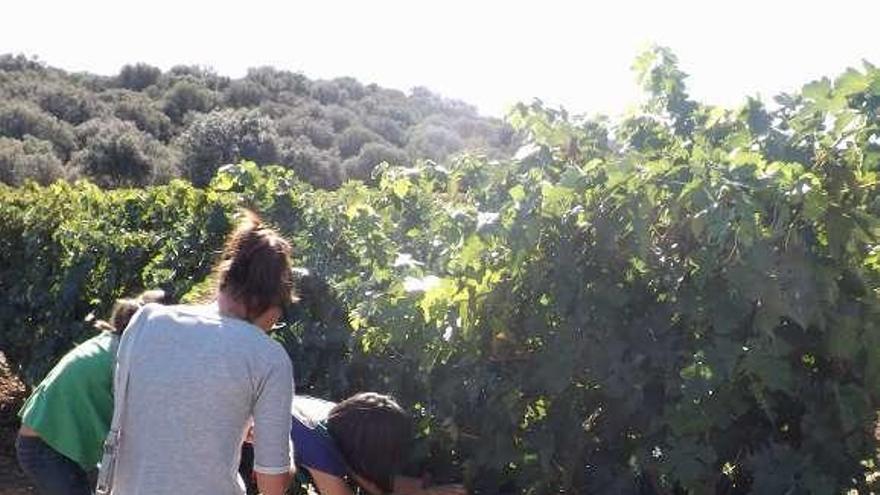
[290, 396, 347, 480]
[19, 330, 116, 470]
[282, 393, 467, 495]
[114, 303, 293, 495]
[109, 210, 297, 495]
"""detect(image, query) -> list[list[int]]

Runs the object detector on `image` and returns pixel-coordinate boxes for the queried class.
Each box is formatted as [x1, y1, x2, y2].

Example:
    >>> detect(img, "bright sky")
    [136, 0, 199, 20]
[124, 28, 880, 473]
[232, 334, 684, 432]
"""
[2, 0, 879, 118]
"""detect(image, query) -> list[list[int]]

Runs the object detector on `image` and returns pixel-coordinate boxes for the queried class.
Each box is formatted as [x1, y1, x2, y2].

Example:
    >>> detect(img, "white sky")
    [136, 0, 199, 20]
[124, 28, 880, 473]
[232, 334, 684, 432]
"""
[2, 0, 879, 118]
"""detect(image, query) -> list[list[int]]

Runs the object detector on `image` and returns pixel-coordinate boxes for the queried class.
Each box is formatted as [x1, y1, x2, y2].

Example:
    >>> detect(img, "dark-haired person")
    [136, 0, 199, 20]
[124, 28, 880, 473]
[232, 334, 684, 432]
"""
[289, 393, 466, 495]
[16, 289, 166, 495]
[110, 211, 296, 495]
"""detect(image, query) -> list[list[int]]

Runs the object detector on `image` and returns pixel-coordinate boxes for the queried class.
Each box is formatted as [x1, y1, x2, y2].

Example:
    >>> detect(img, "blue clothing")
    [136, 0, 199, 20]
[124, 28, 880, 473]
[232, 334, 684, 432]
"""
[290, 397, 348, 477]
[291, 415, 348, 476]
[15, 435, 93, 495]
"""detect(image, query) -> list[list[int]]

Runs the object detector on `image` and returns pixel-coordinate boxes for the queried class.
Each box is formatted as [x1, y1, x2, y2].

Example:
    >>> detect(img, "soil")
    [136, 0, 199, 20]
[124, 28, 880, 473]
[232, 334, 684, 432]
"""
[0, 352, 34, 495]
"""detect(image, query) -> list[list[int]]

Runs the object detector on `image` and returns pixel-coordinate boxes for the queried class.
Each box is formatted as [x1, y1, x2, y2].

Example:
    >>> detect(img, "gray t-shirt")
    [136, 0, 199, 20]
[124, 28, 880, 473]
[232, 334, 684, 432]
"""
[111, 303, 294, 495]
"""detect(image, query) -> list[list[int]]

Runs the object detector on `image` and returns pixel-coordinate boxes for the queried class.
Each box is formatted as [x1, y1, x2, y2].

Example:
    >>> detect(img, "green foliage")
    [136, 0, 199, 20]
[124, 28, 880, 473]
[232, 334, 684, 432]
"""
[0, 179, 235, 384]
[324, 104, 357, 132]
[116, 63, 162, 91]
[0, 100, 76, 158]
[0, 54, 45, 72]
[165, 65, 229, 91]
[365, 115, 407, 146]
[311, 80, 344, 105]
[406, 123, 464, 161]
[277, 137, 343, 189]
[336, 125, 384, 159]
[71, 117, 180, 187]
[224, 80, 269, 108]
[104, 90, 174, 141]
[276, 114, 335, 150]
[342, 142, 409, 182]
[5, 48, 880, 494]
[162, 79, 217, 123]
[0, 136, 66, 185]
[35, 83, 105, 125]
[0, 54, 513, 189]
[176, 109, 278, 186]
[244, 66, 308, 95]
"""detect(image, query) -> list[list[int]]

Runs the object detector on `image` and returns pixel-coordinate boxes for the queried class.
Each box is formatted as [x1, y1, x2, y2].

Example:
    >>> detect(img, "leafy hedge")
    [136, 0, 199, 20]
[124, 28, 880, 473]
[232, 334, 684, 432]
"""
[0, 179, 233, 384]
[4, 48, 880, 493]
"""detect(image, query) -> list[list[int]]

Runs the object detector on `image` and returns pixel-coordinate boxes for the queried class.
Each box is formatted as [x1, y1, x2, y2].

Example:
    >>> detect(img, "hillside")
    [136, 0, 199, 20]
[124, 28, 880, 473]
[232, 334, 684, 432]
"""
[0, 54, 516, 189]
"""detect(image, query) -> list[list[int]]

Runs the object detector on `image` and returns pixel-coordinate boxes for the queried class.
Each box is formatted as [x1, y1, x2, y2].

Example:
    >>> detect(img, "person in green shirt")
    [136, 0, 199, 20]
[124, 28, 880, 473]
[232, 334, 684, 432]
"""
[15, 289, 165, 495]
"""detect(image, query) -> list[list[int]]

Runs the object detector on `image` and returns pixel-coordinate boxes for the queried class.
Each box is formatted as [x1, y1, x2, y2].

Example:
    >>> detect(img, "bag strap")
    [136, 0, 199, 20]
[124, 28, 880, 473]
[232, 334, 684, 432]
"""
[95, 310, 146, 494]
[107, 330, 131, 439]
[108, 333, 120, 366]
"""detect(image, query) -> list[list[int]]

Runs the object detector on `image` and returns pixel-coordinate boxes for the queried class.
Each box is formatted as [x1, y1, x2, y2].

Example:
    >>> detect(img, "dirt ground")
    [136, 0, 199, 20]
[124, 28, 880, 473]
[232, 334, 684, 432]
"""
[0, 353, 34, 495]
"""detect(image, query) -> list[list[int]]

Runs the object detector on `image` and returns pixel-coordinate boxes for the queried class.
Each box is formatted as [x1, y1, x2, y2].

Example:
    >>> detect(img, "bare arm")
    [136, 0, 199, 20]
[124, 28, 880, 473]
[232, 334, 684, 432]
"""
[256, 471, 293, 495]
[392, 476, 426, 494]
[310, 467, 357, 495]
[393, 476, 467, 495]
[314, 468, 466, 495]
[252, 348, 294, 495]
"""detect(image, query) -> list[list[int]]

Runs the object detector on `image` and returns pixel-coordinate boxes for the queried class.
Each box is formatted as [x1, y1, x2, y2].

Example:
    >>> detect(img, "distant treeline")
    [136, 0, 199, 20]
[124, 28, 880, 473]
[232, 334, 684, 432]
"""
[0, 54, 517, 188]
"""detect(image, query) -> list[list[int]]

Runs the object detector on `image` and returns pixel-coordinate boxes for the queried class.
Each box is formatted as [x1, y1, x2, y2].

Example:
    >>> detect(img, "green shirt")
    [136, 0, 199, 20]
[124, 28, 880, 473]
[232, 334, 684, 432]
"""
[19, 331, 117, 469]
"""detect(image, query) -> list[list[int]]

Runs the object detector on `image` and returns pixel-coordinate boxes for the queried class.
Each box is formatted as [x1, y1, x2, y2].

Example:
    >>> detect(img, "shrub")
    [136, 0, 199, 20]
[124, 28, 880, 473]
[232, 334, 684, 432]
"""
[311, 80, 342, 105]
[406, 123, 464, 161]
[335, 125, 383, 159]
[71, 117, 179, 187]
[0, 136, 66, 185]
[246, 66, 308, 94]
[341, 142, 408, 182]
[278, 136, 342, 188]
[276, 115, 335, 150]
[0, 100, 76, 158]
[166, 65, 229, 90]
[223, 80, 269, 108]
[365, 116, 406, 146]
[105, 90, 174, 141]
[162, 80, 217, 123]
[0, 179, 235, 384]
[177, 109, 278, 186]
[116, 63, 162, 91]
[323, 104, 357, 132]
[36, 83, 105, 125]
[0, 54, 44, 72]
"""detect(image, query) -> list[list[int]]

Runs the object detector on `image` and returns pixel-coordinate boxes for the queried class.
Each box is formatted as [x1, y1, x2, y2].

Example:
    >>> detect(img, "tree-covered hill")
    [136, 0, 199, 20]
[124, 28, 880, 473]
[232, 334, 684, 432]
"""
[0, 54, 517, 188]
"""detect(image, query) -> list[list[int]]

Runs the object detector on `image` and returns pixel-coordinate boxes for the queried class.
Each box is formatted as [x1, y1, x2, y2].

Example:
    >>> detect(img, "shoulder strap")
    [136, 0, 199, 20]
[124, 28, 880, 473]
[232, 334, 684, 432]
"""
[108, 333, 120, 366]
[96, 307, 149, 495]
[109, 334, 133, 431]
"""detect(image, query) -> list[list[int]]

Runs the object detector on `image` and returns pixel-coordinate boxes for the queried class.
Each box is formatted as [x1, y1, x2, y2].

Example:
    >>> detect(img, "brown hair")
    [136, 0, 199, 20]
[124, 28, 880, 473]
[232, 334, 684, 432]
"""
[95, 289, 166, 334]
[326, 392, 411, 494]
[215, 210, 296, 319]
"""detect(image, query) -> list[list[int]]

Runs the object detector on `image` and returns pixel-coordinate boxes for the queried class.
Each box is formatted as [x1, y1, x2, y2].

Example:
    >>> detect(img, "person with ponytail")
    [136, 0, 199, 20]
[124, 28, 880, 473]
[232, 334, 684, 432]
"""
[109, 210, 296, 495]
